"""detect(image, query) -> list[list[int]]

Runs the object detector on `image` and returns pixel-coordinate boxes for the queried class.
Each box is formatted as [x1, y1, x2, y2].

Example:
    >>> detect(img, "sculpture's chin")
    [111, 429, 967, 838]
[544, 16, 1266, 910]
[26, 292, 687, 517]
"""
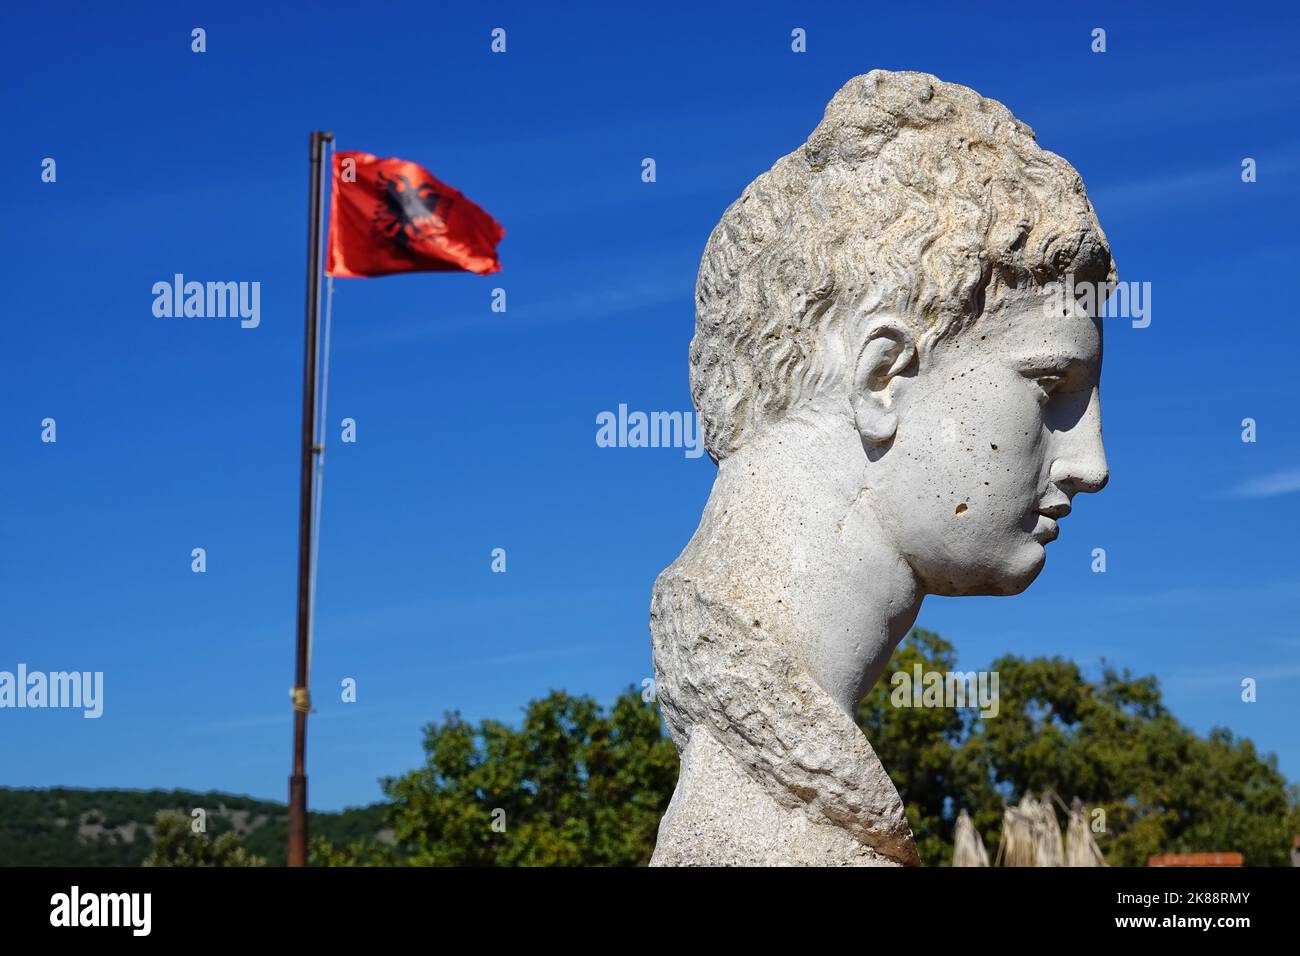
[987, 547, 1047, 595]
[921, 545, 1046, 597]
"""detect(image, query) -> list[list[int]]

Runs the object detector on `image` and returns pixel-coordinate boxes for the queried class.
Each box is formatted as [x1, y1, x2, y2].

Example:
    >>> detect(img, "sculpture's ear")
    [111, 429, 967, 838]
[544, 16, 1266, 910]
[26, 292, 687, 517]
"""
[850, 320, 916, 444]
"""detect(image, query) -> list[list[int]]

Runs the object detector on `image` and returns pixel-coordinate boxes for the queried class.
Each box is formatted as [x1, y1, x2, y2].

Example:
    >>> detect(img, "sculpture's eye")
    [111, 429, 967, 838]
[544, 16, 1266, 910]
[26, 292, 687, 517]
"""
[1033, 374, 1065, 402]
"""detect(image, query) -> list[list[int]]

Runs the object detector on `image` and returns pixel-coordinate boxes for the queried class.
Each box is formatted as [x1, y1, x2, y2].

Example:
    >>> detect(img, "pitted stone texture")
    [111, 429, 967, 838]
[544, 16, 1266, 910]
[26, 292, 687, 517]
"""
[650, 69, 1114, 867]
[652, 730, 905, 867]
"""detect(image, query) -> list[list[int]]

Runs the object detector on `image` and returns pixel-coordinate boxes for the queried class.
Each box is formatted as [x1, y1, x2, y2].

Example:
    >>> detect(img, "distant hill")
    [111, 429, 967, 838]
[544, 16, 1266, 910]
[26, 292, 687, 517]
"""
[0, 787, 389, 866]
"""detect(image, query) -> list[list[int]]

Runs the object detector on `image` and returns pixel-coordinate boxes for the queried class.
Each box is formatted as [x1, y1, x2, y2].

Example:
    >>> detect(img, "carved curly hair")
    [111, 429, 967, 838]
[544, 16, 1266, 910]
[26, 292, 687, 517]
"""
[690, 69, 1117, 461]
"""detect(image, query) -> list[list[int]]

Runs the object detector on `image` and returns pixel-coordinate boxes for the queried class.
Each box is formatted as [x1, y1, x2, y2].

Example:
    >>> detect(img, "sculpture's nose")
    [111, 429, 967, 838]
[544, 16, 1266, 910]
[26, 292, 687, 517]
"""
[1064, 451, 1109, 496]
[1051, 388, 1108, 496]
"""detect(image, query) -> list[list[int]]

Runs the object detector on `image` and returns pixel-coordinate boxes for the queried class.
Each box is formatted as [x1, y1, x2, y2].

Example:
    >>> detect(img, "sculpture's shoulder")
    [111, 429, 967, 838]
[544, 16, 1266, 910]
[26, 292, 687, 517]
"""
[650, 727, 906, 867]
[648, 558, 919, 867]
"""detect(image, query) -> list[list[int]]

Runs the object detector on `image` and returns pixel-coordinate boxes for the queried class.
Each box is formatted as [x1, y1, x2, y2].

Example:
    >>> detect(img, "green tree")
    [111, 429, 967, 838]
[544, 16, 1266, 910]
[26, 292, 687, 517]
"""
[858, 629, 974, 865]
[316, 633, 1298, 867]
[308, 835, 396, 867]
[318, 687, 677, 866]
[858, 630, 1300, 866]
[143, 811, 266, 867]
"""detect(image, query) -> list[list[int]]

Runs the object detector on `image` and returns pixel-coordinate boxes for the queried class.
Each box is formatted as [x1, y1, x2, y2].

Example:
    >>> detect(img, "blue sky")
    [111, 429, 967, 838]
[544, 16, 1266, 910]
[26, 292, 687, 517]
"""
[2, 2, 1298, 812]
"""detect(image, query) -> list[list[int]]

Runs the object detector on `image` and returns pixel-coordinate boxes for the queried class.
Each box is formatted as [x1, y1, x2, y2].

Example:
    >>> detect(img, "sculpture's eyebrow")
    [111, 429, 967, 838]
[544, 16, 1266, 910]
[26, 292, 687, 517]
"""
[1012, 353, 1093, 373]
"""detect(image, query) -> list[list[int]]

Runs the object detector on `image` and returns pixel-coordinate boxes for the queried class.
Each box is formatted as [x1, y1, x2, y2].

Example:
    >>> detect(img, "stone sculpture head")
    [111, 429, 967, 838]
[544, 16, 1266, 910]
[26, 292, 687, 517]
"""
[650, 69, 1116, 866]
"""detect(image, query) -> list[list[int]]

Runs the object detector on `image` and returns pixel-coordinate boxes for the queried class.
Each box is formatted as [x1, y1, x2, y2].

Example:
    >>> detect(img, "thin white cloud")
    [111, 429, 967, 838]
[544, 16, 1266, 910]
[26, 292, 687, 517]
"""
[1231, 468, 1300, 498]
[1162, 663, 1300, 691]
[1090, 151, 1299, 217]
[438, 642, 611, 674]
[1090, 579, 1300, 612]
[360, 276, 686, 346]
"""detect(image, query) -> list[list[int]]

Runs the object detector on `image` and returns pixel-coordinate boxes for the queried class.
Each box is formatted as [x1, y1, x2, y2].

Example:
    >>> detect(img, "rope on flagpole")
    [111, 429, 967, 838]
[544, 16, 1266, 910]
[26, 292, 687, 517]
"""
[306, 138, 336, 680]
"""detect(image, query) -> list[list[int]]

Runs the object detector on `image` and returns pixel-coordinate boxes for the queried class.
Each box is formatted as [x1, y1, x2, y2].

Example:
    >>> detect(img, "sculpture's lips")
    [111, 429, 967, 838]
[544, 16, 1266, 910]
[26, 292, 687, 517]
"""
[1032, 514, 1060, 543]
[1032, 500, 1068, 542]
[1034, 494, 1071, 543]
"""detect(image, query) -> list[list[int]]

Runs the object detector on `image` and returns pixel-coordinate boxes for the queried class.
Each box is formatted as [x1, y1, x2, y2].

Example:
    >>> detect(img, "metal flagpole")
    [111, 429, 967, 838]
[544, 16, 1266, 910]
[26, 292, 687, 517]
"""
[289, 129, 333, 868]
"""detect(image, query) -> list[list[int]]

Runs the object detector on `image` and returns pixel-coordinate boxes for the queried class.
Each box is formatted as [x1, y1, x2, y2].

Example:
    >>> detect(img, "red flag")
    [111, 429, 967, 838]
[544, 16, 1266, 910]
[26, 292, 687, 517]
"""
[326, 151, 504, 277]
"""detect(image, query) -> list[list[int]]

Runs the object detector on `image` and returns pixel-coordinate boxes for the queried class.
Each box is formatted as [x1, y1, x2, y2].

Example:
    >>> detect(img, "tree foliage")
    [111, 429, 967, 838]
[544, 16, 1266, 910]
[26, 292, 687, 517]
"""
[314, 635, 1298, 866]
[858, 629, 1300, 866]
[142, 811, 265, 867]
[0, 787, 391, 866]
[330, 688, 678, 866]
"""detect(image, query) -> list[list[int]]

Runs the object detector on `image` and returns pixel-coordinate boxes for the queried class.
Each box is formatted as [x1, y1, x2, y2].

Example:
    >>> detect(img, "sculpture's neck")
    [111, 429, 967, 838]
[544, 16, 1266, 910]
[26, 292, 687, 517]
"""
[700, 415, 924, 715]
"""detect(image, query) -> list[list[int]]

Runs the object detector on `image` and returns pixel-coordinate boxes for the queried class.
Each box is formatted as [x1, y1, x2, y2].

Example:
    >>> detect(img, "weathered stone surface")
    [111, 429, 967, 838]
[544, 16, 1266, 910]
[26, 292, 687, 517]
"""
[650, 69, 1114, 866]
